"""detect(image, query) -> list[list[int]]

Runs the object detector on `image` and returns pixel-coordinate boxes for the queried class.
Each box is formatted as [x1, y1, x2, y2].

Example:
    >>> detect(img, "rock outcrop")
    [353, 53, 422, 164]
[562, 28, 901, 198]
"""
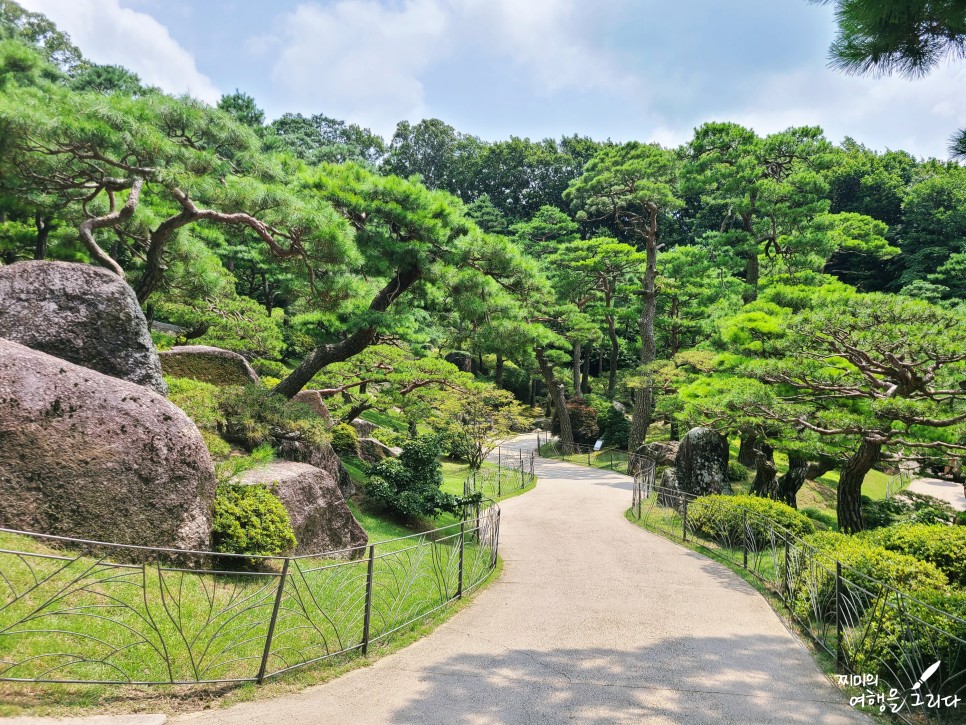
[350, 417, 377, 437]
[674, 426, 730, 497]
[358, 437, 399, 464]
[0, 261, 166, 393]
[0, 339, 215, 551]
[159, 345, 259, 386]
[444, 351, 474, 373]
[636, 440, 680, 467]
[235, 462, 367, 556]
[292, 390, 334, 426]
[274, 439, 357, 500]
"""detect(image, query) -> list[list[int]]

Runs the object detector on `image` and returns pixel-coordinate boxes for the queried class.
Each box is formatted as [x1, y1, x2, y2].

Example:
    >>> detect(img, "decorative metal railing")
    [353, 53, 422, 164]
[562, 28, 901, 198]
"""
[533, 434, 654, 477]
[629, 483, 966, 723]
[0, 501, 500, 686]
[463, 447, 536, 499]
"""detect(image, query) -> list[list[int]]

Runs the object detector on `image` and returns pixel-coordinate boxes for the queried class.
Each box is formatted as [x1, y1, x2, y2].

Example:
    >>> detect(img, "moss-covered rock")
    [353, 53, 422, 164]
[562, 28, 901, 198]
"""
[160, 345, 259, 386]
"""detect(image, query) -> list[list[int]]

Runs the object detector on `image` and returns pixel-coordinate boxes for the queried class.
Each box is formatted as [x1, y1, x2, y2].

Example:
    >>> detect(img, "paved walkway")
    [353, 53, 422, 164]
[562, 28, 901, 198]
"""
[167, 434, 866, 725]
[907, 477, 966, 511]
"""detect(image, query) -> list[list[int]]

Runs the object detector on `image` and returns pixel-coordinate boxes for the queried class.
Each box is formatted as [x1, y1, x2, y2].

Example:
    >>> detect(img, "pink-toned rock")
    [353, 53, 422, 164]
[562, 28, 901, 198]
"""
[159, 345, 259, 386]
[292, 390, 334, 426]
[0, 339, 215, 551]
[235, 462, 367, 556]
[0, 261, 166, 393]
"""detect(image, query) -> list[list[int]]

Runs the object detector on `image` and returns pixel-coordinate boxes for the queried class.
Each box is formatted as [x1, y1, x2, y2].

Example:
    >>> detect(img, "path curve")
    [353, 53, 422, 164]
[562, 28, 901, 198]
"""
[174, 434, 867, 724]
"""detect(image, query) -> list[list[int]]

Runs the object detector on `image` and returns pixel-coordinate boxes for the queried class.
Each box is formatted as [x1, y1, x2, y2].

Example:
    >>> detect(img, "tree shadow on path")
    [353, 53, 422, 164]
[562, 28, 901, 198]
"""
[388, 635, 867, 725]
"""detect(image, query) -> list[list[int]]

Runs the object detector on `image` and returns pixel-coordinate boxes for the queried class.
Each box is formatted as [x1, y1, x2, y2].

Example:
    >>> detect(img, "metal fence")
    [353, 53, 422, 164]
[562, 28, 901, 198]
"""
[630, 482, 966, 723]
[0, 501, 500, 686]
[463, 447, 536, 499]
[533, 434, 655, 476]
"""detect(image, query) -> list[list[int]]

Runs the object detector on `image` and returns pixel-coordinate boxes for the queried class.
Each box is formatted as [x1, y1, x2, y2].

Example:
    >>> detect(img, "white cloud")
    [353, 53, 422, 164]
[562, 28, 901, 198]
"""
[267, 0, 449, 135]
[18, 0, 220, 103]
[259, 0, 636, 136]
[722, 63, 966, 158]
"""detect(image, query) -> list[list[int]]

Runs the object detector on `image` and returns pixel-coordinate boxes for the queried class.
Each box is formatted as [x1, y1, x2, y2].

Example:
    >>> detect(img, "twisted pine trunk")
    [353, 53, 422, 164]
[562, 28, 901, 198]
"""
[837, 439, 882, 533]
[537, 348, 575, 455]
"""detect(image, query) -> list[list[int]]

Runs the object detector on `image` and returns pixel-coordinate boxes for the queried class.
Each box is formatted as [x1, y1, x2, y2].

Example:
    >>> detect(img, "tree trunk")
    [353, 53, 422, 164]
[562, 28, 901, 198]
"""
[341, 401, 373, 424]
[581, 345, 591, 394]
[778, 454, 809, 508]
[571, 341, 582, 398]
[806, 459, 836, 481]
[537, 348, 574, 455]
[630, 212, 658, 453]
[607, 313, 619, 398]
[743, 252, 759, 304]
[738, 433, 759, 468]
[34, 214, 50, 260]
[837, 439, 882, 533]
[274, 267, 420, 398]
[494, 353, 505, 388]
[750, 443, 778, 499]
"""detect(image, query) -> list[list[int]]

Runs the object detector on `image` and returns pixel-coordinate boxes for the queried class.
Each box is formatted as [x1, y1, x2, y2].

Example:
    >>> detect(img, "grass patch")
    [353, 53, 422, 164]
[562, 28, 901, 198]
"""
[359, 409, 409, 434]
[0, 503, 500, 717]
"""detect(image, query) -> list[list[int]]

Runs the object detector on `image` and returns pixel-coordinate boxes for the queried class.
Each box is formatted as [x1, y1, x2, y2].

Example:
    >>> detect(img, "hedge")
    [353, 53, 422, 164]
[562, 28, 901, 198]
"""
[688, 494, 816, 547]
[863, 524, 966, 587]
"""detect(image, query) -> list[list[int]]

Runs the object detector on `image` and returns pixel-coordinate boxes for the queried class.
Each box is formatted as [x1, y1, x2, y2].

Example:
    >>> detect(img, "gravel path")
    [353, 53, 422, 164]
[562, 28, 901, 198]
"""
[167, 434, 866, 725]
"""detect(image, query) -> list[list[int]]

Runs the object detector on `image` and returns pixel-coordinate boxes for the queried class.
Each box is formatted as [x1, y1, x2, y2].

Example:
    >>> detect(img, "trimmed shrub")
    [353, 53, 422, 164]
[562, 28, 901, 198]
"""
[218, 384, 329, 451]
[862, 492, 956, 529]
[688, 494, 816, 547]
[852, 588, 966, 695]
[804, 531, 948, 591]
[727, 460, 752, 483]
[552, 400, 599, 445]
[790, 532, 948, 624]
[598, 406, 630, 448]
[251, 358, 290, 378]
[801, 506, 838, 531]
[863, 524, 966, 587]
[212, 483, 297, 558]
[330, 423, 359, 455]
[365, 435, 455, 519]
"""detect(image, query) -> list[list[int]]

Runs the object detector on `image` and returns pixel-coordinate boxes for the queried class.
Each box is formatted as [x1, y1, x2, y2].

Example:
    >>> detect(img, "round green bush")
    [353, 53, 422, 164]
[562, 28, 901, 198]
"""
[852, 588, 966, 696]
[212, 483, 297, 558]
[727, 460, 751, 483]
[688, 494, 816, 547]
[788, 532, 948, 626]
[598, 406, 630, 448]
[330, 422, 359, 456]
[863, 524, 966, 587]
[251, 358, 290, 378]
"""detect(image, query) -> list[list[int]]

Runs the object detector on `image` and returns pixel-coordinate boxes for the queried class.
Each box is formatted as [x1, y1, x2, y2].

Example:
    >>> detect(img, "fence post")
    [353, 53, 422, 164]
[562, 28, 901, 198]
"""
[783, 537, 791, 605]
[257, 556, 290, 683]
[361, 544, 376, 655]
[587, 448, 592, 466]
[457, 521, 465, 599]
[610, 451, 614, 470]
[835, 561, 843, 672]
[682, 496, 688, 541]
[742, 511, 748, 569]
[498, 447, 502, 480]
[519, 450, 524, 488]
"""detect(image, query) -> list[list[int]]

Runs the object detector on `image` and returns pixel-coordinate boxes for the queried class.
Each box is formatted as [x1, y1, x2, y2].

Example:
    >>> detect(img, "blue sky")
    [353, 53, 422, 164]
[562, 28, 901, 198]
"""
[19, 0, 966, 159]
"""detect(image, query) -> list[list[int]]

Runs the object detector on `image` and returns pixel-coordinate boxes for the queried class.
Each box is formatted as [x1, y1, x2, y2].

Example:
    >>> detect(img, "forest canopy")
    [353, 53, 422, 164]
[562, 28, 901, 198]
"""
[0, 0, 963, 534]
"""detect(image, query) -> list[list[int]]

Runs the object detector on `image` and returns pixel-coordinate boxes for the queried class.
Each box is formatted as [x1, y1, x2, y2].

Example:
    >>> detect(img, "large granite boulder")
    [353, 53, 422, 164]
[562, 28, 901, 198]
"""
[350, 417, 377, 437]
[675, 426, 730, 497]
[0, 261, 166, 394]
[444, 350, 474, 373]
[636, 440, 680, 467]
[235, 462, 367, 557]
[0, 339, 215, 551]
[292, 390, 334, 427]
[159, 345, 259, 386]
[274, 438, 357, 500]
[358, 437, 399, 465]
